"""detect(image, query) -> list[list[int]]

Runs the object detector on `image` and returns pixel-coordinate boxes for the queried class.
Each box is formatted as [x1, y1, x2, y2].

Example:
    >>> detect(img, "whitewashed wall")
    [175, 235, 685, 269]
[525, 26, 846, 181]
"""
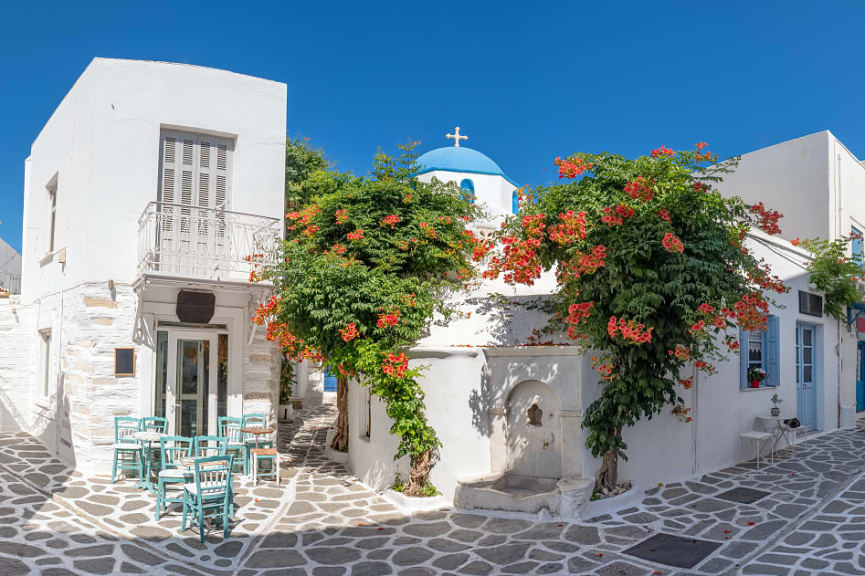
[21, 58, 287, 303]
[417, 170, 516, 219]
[0, 298, 34, 431]
[0, 238, 21, 293]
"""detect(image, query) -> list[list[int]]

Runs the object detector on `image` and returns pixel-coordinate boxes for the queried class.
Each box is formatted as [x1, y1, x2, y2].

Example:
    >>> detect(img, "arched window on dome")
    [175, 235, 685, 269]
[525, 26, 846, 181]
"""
[460, 179, 475, 204]
[512, 189, 519, 214]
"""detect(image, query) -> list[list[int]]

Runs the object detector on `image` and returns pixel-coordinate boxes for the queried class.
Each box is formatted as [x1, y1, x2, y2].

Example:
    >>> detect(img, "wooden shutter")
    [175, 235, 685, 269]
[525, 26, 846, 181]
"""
[159, 133, 180, 231]
[766, 315, 779, 387]
[739, 328, 748, 389]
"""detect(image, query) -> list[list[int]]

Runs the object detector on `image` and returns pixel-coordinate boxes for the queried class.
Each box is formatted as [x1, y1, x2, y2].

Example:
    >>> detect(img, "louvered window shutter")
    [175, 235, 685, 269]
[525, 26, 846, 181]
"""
[739, 328, 748, 389]
[159, 133, 180, 231]
[766, 316, 779, 387]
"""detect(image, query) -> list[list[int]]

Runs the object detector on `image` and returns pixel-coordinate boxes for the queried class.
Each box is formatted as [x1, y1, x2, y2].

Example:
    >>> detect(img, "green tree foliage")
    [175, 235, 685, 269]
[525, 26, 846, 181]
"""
[487, 144, 787, 492]
[255, 143, 484, 494]
[285, 136, 328, 211]
[795, 235, 865, 320]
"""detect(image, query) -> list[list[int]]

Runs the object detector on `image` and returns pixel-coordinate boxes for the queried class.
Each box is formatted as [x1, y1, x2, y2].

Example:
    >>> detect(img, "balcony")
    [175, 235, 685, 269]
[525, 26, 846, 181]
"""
[138, 202, 281, 282]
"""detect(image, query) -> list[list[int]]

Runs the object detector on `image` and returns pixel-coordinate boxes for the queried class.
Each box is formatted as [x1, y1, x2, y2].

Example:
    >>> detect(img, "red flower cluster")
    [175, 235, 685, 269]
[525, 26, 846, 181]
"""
[548, 210, 588, 244]
[382, 353, 409, 378]
[694, 360, 715, 374]
[625, 177, 653, 202]
[657, 209, 671, 223]
[725, 335, 740, 351]
[347, 229, 365, 241]
[690, 320, 706, 333]
[335, 209, 349, 224]
[376, 310, 401, 329]
[571, 244, 607, 276]
[679, 377, 693, 390]
[485, 214, 546, 285]
[340, 323, 359, 342]
[662, 232, 684, 253]
[601, 204, 636, 227]
[608, 316, 654, 344]
[286, 204, 321, 231]
[303, 224, 319, 238]
[381, 214, 401, 228]
[555, 156, 593, 179]
[693, 181, 711, 192]
[252, 295, 281, 325]
[733, 293, 770, 332]
[747, 268, 787, 294]
[564, 301, 593, 339]
[597, 363, 614, 381]
[651, 146, 675, 158]
[672, 404, 692, 423]
[668, 345, 690, 361]
[748, 202, 783, 235]
[331, 243, 347, 255]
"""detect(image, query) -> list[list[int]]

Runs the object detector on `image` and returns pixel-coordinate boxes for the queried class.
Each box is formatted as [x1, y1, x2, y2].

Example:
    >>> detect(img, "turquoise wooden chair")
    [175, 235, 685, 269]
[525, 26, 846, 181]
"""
[111, 416, 142, 483]
[182, 455, 234, 543]
[218, 416, 246, 474]
[194, 435, 228, 458]
[140, 416, 167, 433]
[155, 436, 193, 520]
[241, 413, 273, 449]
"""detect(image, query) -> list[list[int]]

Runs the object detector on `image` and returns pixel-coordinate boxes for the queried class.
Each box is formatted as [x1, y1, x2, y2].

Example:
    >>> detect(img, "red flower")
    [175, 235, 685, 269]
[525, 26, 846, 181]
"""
[650, 146, 675, 158]
[555, 156, 593, 179]
[696, 142, 708, 150]
[748, 202, 783, 235]
[347, 229, 365, 241]
[662, 232, 684, 253]
[791, 237, 800, 246]
[624, 177, 653, 202]
[382, 353, 409, 378]
[380, 214, 401, 228]
[376, 310, 401, 329]
[335, 209, 349, 224]
[657, 209, 671, 223]
[340, 323, 359, 342]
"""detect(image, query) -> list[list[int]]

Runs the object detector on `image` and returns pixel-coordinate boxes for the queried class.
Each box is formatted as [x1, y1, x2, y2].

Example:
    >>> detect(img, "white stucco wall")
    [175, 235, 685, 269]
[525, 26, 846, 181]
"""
[0, 238, 22, 293]
[21, 58, 287, 303]
[0, 298, 35, 432]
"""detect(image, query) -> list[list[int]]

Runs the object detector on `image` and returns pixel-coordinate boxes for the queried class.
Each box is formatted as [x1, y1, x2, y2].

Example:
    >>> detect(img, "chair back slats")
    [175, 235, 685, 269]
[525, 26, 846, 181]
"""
[140, 416, 168, 434]
[115, 416, 141, 444]
[160, 436, 193, 469]
[194, 435, 228, 458]
[218, 416, 244, 444]
[194, 455, 232, 499]
[241, 413, 268, 442]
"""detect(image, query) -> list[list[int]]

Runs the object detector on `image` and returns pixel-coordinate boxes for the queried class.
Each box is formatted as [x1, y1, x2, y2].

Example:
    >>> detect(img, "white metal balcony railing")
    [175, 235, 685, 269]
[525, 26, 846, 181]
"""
[138, 202, 281, 281]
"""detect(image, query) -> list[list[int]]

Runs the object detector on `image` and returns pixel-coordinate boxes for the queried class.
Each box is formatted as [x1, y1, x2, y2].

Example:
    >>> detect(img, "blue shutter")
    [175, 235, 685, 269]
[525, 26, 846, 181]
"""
[766, 316, 779, 387]
[853, 227, 863, 269]
[739, 328, 748, 389]
[512, 190, 519, 214]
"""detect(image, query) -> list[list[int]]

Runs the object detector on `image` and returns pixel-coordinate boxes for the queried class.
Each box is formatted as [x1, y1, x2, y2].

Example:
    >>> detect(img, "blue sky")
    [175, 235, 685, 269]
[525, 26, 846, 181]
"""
[2, 1, 864, 251]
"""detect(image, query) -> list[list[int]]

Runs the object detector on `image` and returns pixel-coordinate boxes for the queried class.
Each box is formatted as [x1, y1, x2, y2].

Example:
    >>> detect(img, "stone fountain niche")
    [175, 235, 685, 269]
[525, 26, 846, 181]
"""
[455, 352, 594, 518]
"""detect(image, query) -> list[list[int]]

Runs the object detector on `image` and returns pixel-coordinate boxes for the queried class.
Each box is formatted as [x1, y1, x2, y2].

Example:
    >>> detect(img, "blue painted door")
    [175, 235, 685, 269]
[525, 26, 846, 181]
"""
[857, 342, 865, 412]
[323, 368, 338, 392]
[796, 324, 817, 430]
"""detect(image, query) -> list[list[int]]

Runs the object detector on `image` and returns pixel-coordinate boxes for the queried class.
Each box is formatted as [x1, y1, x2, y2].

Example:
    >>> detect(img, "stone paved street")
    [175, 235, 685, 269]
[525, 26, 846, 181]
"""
[1, 399, 865, 575]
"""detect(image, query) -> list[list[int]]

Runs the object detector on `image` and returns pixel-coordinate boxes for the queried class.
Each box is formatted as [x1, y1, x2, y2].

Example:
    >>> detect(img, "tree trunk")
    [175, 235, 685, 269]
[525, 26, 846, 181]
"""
[330, 375, 349, 451]
[402, 451, 434, 497]
[594, 428, 622, 494]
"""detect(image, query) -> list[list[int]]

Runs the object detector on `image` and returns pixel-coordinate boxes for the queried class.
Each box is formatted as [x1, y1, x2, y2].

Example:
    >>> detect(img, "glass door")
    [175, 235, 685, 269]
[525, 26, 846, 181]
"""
[162, 330, 222, 436]
[796, 324, 817, 430]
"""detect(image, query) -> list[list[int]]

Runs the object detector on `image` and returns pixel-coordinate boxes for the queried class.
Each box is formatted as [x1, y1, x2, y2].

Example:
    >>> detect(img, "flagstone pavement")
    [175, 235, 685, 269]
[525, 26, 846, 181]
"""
[1, 399, 865, 576]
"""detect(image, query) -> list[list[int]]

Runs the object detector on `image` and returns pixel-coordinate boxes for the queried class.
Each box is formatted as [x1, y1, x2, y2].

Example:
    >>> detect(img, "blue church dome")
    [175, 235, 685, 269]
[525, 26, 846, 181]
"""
[416, 146, 516, 185]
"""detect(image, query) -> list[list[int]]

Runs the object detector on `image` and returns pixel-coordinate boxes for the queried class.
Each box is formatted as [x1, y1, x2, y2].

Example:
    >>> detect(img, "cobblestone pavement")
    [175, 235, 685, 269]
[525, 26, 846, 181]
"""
[1, 400, 864, 576]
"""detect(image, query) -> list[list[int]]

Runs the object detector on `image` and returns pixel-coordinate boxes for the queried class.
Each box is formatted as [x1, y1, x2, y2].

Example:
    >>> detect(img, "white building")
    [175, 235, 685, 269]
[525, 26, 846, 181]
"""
[0, 237, 21, 294]
[344, 137, 844, 516]
[716, 130, 864, 418]
[0, 58, 286, 474]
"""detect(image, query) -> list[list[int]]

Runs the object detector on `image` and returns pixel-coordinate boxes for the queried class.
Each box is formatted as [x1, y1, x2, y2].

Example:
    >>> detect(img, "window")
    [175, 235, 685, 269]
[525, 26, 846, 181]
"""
[853, 226, 863, 269]
[740, 315, 779, 389]
[798, 290, 823, 317]
[512, 189, 519, 214]
[39, 330, 51, 397]
[46, 176, 58, 254]
[459, 178, 475, 204]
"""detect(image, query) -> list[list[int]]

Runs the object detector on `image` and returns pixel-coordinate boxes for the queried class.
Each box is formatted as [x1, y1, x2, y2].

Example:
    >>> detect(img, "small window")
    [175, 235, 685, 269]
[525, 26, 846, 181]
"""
[512, 189, 519, 214]
[740, 315, 779, 389]
[799, 291, 823, 317]
[39, 330, 51, 397]
[460, 179, 475, 204]
[46, 175, 58, 254]
[527, 404, 543, 426]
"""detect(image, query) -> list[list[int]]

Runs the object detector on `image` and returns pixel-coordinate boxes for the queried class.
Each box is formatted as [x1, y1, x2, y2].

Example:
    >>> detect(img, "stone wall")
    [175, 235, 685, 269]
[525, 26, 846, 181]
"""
[242, 319, 280, 424]
[0, 296, 35, 432]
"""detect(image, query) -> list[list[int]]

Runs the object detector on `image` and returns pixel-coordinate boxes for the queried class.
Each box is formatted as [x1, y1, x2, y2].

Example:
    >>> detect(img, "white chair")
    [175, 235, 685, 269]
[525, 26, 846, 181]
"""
[738, 408, 774, 469]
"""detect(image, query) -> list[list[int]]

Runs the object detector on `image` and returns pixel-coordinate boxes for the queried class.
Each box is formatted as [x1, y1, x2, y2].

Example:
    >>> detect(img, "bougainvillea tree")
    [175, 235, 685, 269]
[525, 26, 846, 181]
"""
[252, 143, 484, 495]
[485, 143, 788, 492]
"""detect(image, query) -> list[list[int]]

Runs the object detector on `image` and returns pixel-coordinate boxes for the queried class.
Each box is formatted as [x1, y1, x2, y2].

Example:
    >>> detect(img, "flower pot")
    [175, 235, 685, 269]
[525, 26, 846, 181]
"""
[750, 380, 761, 389]
[770, 407, 780, 417]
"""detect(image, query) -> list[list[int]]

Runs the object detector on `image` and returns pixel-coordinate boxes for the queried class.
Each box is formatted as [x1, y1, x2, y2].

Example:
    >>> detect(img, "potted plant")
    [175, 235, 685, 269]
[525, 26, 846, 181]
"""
[747, 367, 766, 389]
[770, 393, 782, 417]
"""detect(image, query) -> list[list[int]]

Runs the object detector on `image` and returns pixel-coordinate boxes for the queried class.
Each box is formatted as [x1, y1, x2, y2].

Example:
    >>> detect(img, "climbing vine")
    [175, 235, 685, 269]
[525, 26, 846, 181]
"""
[793, 234, 865, 320]
[252, 143, 484, 495]
[484, 143, 788, 493]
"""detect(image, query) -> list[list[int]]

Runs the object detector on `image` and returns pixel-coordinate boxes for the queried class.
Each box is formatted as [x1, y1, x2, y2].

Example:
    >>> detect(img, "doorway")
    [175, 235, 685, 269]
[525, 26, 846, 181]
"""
[155, 328, 228, 436]
[795, 323, 818, 430]
[857, 341, 865, 412]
